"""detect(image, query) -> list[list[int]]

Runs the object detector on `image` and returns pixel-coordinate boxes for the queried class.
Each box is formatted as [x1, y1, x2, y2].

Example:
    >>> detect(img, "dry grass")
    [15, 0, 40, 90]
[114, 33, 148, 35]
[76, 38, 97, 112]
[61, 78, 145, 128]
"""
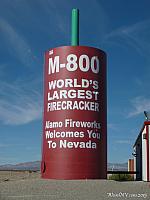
[0, 170, 40, 182]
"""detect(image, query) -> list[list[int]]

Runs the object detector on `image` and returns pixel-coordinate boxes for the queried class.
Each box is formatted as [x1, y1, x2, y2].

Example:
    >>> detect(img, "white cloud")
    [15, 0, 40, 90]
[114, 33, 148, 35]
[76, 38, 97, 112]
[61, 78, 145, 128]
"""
[128, 96, 150, 118]
[0, 156, 18, 164]
[0, 17, 38, 67]
[108, 123, 119, 132]
[103, 19, 150, 58]
[134, 77, 143, 87]
[0, 144, 11, 148]
[0, 143, 23, 148]
[0, 81, 42, 125]
[115, 140, 132, 144]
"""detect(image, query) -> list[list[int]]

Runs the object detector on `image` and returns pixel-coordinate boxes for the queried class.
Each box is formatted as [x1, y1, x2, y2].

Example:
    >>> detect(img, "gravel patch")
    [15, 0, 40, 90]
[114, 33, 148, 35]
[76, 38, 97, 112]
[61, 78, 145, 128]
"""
[0, 171, 149, 200]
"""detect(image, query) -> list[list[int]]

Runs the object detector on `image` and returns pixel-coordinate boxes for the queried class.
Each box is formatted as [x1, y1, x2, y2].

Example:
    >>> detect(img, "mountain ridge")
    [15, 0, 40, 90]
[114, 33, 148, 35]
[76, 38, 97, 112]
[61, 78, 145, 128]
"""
[0, 161, 128, 171]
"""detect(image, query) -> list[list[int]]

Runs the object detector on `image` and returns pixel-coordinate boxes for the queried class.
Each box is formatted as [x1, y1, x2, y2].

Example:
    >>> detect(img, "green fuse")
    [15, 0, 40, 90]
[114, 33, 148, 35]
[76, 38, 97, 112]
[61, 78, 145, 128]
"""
[71, 8, 79, 46]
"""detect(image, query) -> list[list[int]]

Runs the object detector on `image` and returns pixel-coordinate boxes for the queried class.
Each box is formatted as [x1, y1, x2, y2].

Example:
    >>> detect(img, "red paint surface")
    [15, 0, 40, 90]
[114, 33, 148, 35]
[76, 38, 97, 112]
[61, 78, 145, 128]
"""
[128, 159, 134, 177]
[41, 46, 107, 179]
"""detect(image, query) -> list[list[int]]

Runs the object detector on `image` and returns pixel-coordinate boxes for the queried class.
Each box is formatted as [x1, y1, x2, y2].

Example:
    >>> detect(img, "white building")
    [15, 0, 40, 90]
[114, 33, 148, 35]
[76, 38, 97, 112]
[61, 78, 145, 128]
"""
[133, 121, 150, 181]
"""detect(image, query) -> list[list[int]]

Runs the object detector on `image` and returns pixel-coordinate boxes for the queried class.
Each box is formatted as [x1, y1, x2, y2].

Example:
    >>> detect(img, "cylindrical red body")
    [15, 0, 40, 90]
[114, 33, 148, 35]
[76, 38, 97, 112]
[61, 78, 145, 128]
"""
[41, 46, 107, 179]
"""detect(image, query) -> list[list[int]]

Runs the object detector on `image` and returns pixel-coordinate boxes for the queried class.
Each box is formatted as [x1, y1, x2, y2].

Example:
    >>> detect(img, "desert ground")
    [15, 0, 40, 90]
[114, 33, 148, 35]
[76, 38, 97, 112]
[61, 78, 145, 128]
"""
[0, 171, 149, 200]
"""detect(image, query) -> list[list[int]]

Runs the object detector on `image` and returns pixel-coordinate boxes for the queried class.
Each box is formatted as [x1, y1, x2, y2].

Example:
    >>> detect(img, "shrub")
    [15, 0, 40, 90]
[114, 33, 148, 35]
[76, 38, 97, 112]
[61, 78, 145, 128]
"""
[109, 174, 134, 181]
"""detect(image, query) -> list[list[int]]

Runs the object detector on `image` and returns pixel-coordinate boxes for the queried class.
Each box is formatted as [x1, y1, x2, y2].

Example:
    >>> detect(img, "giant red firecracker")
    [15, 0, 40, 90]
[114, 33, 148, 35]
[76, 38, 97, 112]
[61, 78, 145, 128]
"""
[41, 46, 107, 179]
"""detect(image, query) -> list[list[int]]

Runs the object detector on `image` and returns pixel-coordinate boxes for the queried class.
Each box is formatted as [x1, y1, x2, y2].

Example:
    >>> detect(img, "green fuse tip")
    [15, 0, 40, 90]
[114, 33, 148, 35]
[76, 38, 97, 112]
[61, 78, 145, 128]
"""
[71, 8, 79, 46]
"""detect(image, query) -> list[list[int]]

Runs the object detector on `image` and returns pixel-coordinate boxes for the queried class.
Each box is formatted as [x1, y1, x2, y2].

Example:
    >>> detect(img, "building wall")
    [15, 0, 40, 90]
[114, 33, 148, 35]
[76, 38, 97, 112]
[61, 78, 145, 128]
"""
[128, 159, 134, 177]
[142, 126, 147, 181]
[148, 125, 150, 181]
[133, 147, 136, 180]
[134, 122, 150, 182]
[134, 136, 142, 180]
[128, 159, 134, 171]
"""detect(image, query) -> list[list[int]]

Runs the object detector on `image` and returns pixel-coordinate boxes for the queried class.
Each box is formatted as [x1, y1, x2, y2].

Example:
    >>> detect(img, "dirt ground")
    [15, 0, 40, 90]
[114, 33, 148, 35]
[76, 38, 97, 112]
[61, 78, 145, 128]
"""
[0, 171, 149, 200]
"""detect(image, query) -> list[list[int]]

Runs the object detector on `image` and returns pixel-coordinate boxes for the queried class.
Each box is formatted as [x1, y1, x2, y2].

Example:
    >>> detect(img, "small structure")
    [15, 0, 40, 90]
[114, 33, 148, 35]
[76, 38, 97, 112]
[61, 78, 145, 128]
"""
[133, 121, 150, 181]
[128, 159, 134, 177]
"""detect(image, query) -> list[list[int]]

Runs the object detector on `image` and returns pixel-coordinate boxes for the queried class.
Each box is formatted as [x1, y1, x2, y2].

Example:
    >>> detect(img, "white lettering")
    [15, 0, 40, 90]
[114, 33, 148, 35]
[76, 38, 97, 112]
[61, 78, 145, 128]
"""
[48, 56, 59, 74]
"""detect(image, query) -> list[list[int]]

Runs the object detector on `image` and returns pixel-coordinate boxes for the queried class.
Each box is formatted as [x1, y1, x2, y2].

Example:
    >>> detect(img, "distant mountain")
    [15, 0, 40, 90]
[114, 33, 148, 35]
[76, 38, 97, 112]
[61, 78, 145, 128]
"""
[0, 161, 40, 171]
[108, 162, 128, 171]
[0, 161, 128, 171]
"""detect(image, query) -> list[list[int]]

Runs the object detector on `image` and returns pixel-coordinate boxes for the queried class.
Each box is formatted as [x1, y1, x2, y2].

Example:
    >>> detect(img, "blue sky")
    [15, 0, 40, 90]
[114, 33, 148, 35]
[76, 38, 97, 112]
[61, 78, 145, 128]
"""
[0, 0, 150, 164]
